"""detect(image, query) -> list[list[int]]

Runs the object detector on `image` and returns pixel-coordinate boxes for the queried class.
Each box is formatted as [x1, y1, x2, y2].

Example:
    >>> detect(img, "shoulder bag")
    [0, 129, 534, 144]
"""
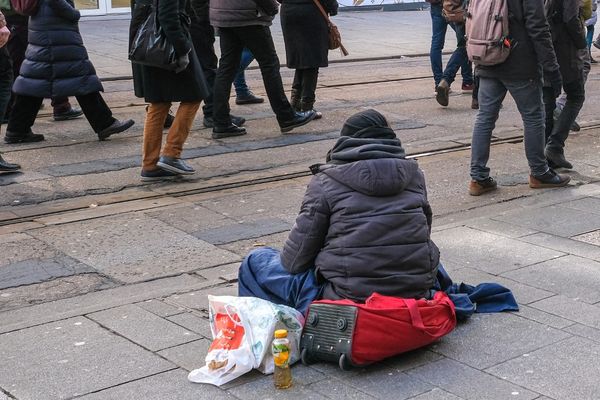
[129, 0, 178, 71]
[311, 0, 349, 56]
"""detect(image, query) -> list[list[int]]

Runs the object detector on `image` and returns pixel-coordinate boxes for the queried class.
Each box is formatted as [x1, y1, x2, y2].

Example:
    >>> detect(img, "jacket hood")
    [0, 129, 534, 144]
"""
[321, 158, 420, 197]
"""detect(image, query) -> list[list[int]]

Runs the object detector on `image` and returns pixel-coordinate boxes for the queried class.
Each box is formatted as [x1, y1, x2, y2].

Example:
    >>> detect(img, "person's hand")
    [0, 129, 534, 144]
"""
[0, 26, 10, 48]
[174, 53, 189, 74]
[544, 68, 563, 98]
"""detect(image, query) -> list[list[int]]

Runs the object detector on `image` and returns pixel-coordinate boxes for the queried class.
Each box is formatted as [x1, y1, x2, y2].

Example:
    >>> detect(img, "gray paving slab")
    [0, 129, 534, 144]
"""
[166, 312, 213, 339]
[493, 206, 600, 237]
[464, 218, 538, 238]
[382, 349, 444, 372]
[192, 218, 292, 245]
[529, 295, 600, 329]
[88, 304, 201, 351]
[136, 299, 186, 317]
[486, 336, 599, 400]
[0, 233, 66, 268]
[227, 374, 328, 400]
[145, 204, 233, 234]
[430, 313, 571, 370]
[513, 305, 575, 329]
[0, 317, 174, 400]
[447, 267, 555, 305]
[165, 284, 238, 312]
[332, 367, 433, 399]
[433, 226, 564, 274]
[557, 196, 600, 215]
[220, 232, 290, 257]
[409, 389, 464, 400]
[195, 263, 240, 283]
[0, 256, 96, 289]
[563, 323, 600, 344]
[502, 255, 600, 304]
[29, 214, 241, 283]
[308, 378, 377, 399]
[78, 369, 236, 400]
[157, 339, 211, 372]
[518, 232, 600, 262]
[408, 358, 538, 400]
[573, 229, 600, 246]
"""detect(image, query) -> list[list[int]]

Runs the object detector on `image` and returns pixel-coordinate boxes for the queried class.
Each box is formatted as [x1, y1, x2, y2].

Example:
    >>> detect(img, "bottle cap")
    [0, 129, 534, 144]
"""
[274, 329, 288, 338]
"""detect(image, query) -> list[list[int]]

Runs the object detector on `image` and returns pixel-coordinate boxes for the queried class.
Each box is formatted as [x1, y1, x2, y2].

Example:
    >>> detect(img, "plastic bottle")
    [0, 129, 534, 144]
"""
[272, 329, 293, 389]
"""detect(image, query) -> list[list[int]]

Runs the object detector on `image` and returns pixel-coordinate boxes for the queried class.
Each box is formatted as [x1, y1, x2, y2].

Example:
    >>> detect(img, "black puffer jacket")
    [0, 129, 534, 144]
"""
[477, 0, 559, 80]
[281, 141, 439, 302]
[12, 0, 103, 98]
[209, 0, 279, 28]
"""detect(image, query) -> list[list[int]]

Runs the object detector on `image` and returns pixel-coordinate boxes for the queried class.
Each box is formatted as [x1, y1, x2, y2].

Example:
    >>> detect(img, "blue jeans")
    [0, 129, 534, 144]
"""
[587, 25, 595, 51]
[429, 3, 473, 87]
[471, 77, 548, 181]
[233, 48, 255, 96]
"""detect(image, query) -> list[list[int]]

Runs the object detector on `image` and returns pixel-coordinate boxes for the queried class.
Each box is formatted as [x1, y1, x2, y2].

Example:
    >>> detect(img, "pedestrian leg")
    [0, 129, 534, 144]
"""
[75, 92, 115, 133]
[213, 28, 244, 127]
[162, 102, 201, 160]
[142, 102, 171, 171]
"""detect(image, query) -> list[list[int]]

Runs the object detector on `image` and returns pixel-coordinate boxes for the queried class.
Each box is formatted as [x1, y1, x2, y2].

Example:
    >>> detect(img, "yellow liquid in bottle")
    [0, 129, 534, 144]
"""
[274, 364, 293, 389]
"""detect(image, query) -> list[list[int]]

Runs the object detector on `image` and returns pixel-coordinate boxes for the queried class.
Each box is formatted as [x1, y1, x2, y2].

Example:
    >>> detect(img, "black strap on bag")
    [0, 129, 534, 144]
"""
[129, 0, 178, 71]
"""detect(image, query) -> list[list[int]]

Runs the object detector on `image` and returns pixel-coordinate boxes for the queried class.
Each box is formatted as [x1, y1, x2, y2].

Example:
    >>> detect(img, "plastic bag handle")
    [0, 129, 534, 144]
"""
[224, 304, 242, 327]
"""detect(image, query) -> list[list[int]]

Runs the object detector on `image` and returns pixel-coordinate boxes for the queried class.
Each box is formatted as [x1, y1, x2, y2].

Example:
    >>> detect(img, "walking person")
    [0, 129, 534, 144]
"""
[542, 0, 588, 170]
[427, 0, 474, 107]
[468, 0, 570, 196]
[4, 0, 134, 144]
[585, 0, 597, 63]
[130, 0, 208, 181]
[0, 10, 19, 172]
[209, 0, 316, 138]
[233, 48, 264, 105]
[280, 0, 338, 117]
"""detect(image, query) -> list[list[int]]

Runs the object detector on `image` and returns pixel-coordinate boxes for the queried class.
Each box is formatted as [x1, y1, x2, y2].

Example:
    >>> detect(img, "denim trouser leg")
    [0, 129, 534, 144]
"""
[505, 78, 548, 177]
[233, 48, 255, 96]
[429, 3, 447, 87]
[442, 23, 472, 86]
[238, 247, 322, 315]
[547, 79, 585, 153]
[470, 77, 506, 181]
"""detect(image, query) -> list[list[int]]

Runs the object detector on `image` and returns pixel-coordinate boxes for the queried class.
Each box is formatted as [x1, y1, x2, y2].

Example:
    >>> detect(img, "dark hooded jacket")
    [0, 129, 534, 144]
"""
[281, 110, 440, 302]
[12, 0, 103, 98]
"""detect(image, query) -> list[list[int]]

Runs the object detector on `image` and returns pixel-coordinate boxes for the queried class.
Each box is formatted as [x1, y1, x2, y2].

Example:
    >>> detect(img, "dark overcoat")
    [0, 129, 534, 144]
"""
[12, 0, 103, 98]
[129, 0, 208, 103]
[280, 0, 338, 69]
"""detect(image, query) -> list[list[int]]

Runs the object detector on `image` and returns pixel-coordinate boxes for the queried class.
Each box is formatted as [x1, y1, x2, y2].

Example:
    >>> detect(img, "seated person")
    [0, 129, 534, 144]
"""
[238, 109, 440, 315]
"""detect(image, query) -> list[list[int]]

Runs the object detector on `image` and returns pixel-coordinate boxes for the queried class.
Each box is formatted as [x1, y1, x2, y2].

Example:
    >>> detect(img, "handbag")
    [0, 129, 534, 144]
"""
[300, 291, 456, 369]
[311, 0, 349, 56]
[11, 0, 39, 16]
[128, 0, 178, 71]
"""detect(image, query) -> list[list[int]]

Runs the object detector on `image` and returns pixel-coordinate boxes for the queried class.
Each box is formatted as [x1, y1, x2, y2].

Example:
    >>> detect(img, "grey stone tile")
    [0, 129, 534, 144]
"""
[0, 256, 96, 289]
[195, 263, 240, 282]
[502, 255, 600, 304]
[448, 268, 555, 305]
[410, 388, 464, 400]
[430, 313, 570, 369]
[530, 295, 600, 329]
[30, 214, 240, 283]
[88, 304, 200, 351]
[193, 218, 291, 245]
[167, 312, 213, 339]
[382, 349, 444, 372]
[226, 374, 328, 400]
[408, 358, 538, 400]
[339, 367, 433, 399]
[433, 227, 564, 274]
[81, 369, 235, 400]
[0, 392, 9, 400]
[493, 206, 600, 237]
[78, 369, 236, 400]
[513, 305, 574, 329]
[573, 229, 600, 246]
[0, 233, 65, 268]
[558, 197, 600, 215]
[308, 378, 377, 399]
[464, 218, 538, 238]
[158, 339, 211, 371]
[220, 232, 289, 257]
[165, 284, 238, 313]
[0, 317, 173, 400]
[486, 336, 599, 400]
[136, 299, 186, 317]
[290, 364, 327, 385]
[146, 204, 232, 234]
[562, 323, 600, 343]
[518, 232, 600, 261]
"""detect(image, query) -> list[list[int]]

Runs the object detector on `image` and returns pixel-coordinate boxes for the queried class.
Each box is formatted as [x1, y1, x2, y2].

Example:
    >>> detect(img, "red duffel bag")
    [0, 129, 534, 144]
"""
[300, 291, 456, 369]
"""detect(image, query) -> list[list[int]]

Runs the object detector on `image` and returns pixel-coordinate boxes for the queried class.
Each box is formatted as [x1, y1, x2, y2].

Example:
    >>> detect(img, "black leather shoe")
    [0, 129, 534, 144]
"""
[157, 156, 195, 175]
[235, 91, 264, 105]
[545, 149, 573, 169]
[203, 115, 246, 129]
[212, 124, 247, 139]
[97, 119, 135, 141]
[0, 154, 21, 172]
[164, 111, 175, 129]
[140, 168, 179, 182]
[53, 107, 84, 121]
[529, 169, 571, 188]
[4, 130, 45, 144]
[279, 110, 317, 133]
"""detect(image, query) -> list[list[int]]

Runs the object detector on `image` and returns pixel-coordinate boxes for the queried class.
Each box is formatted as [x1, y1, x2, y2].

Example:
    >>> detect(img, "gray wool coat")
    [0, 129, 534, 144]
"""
[280, 158, 440, 302]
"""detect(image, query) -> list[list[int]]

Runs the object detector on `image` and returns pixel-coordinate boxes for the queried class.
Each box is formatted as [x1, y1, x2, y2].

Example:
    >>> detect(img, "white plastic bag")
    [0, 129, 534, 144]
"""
[188, 295, 304, 386]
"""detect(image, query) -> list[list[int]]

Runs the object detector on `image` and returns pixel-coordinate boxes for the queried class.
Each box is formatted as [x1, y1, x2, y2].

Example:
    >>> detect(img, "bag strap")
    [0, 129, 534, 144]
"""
[401, 299, 427, 331]
[311, 0, 331, 24]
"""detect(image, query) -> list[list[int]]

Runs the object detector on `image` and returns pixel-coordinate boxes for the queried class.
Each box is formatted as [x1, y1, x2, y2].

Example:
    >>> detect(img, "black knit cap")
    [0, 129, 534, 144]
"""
[340, 109, 396, 139]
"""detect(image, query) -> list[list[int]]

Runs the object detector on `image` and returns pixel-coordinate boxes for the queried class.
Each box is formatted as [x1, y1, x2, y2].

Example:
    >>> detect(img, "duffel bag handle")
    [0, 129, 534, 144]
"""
[400, 298, 426, 331]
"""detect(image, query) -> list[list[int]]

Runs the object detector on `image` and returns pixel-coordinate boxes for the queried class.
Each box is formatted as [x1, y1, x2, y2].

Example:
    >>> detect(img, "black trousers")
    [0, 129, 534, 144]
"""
[213, 25, 294, 127]
[0, 48, 13, 122]
[7, 92, 114, 134]
[190, 22, 218, 118]
[292, 68, 319, 109]
[542, 78, 585, 153]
